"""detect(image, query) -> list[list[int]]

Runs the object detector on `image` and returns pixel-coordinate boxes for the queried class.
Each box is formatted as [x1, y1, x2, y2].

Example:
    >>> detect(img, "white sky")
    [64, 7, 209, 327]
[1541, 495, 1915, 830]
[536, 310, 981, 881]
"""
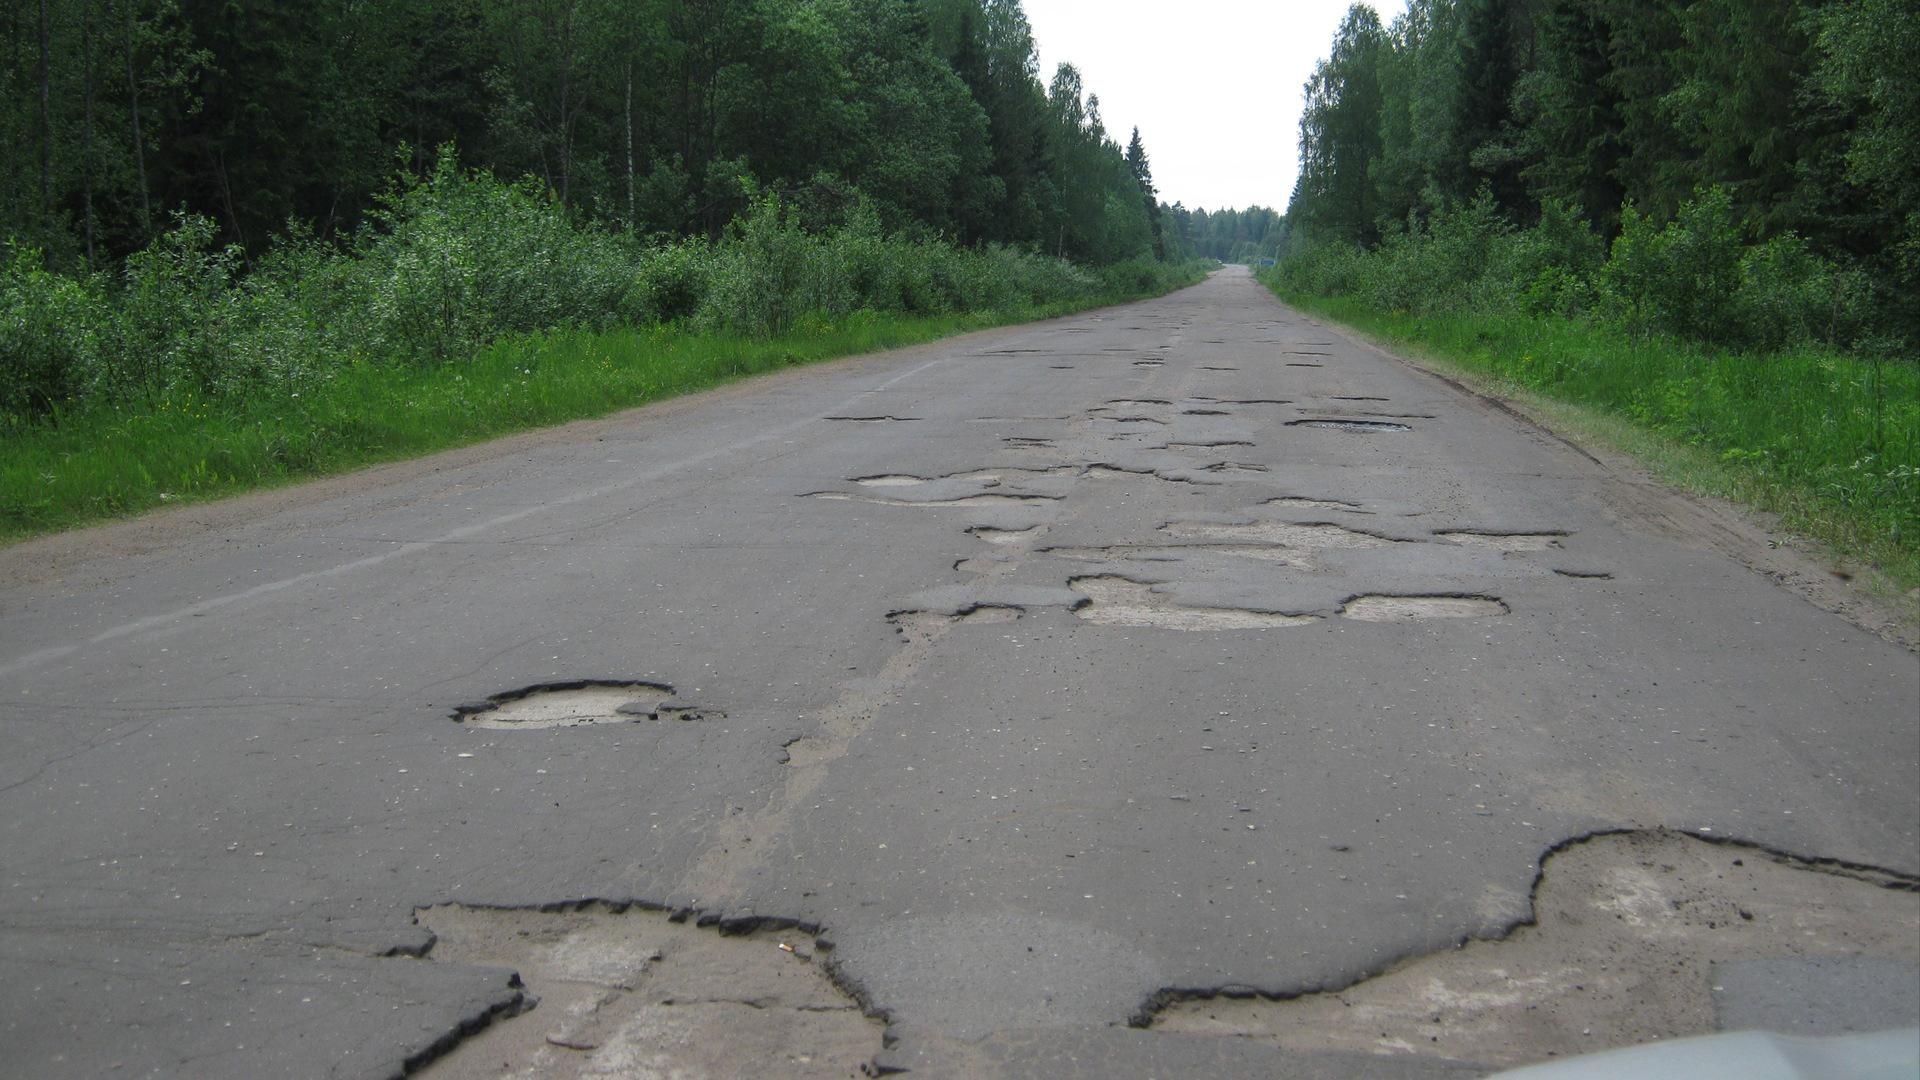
[1021, 0, 1409, 213]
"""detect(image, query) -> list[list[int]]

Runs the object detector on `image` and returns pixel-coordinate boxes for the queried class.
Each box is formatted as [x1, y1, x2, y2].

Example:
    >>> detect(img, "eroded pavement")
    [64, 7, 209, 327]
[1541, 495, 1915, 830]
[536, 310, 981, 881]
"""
[1, 268, 1914, 1078]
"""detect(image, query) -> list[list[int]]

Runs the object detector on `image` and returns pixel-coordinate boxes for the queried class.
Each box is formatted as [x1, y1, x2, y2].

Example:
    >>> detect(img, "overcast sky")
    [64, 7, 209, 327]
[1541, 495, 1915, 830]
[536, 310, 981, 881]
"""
[1020, 0, 1409, 213]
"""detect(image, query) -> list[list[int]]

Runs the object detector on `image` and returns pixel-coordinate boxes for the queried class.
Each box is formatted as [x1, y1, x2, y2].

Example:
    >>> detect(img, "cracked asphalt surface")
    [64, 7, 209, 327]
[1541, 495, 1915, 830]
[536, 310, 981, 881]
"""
[1, 268, 1915, 1077]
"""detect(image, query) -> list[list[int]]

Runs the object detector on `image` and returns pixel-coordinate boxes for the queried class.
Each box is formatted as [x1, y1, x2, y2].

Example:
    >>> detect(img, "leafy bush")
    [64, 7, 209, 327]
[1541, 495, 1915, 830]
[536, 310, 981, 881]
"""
[1, 245, 107, 416]
[626, 239, 713, 324]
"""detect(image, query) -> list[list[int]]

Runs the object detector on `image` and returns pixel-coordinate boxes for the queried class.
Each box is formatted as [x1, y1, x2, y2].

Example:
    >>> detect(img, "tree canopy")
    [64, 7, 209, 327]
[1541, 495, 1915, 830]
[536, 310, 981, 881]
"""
[1284, 0, 1919, 341]
[3, 0, 1171, 270]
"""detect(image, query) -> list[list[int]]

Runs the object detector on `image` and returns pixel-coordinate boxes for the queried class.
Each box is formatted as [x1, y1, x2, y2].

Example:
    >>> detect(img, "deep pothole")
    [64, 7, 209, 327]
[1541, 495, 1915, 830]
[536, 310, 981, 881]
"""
[451, 682, 711, 729]
[1150, 830, 1920, 1069]
[1288, 418, 1412, 433]
[415, 904, 881, 1080]
[1070, 575, 1317, 631]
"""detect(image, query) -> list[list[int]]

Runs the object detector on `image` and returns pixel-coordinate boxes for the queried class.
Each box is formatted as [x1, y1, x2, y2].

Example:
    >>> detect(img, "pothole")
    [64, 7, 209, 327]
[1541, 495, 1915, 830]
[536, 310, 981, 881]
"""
[1199, 461, 1271, 475]
[1266, 496, 1365, 512]
[822, 415, 919, 423]
[1553, 568, 1614, 580]
[851, 474, 926, 487]
[1340, 594, 1509, 621]
[804, 492, 1058, 508]
[970, 525, 1047, 545]
[415, 904, 881, 1080]
[1165, 520, 1399, 549]
[451, 681, 705, 729]
[889, 605, 1023, 642]
[1437, 530, 1568, 551]
[1332, 395, 1390, 402]
[1083, 465, 1211, 487]
[1200, 365, 1239, 371]
[1165, 440, 1256, 449]
[1182, 408, 1231, 416]
[1150, 830, 1920, 1069]
[1044, 544, 1315, 569]
[1285, 363, 1324, 368]
[1069, 575, 1317, 631]
[1288, 419, 1412, 433]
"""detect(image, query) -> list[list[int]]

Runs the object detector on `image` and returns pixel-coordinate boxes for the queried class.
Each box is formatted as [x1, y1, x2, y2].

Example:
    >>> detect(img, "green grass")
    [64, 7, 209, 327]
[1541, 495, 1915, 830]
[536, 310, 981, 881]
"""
[1271, 289, 1920, 597]
[0, 280, 1201, 541]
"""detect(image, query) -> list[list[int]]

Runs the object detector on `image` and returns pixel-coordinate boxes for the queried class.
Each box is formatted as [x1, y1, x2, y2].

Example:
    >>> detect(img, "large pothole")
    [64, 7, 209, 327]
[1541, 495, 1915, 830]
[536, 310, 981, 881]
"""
[415, 904, 882, 1080]
[1164, 520, 1400, 549]
[1341, 594, 1509, 621]
[1070, 575, 1317, 631]
[452, 682, 705, 729]
[1151, 831, 1920, 1069]
[1288, 419, 1412, 433]
[1436, 530, 1568, 551]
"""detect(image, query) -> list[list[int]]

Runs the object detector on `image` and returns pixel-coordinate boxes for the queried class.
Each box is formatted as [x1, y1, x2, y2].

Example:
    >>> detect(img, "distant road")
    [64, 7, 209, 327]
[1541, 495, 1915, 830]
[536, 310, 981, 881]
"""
[2, 267, 1913, 1078]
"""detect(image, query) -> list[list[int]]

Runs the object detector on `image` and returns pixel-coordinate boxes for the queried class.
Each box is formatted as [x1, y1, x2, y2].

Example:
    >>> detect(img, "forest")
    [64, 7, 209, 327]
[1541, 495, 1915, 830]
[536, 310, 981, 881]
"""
[2, 0, 1186, 269]
[0, 0, 1215, 535]
[1280, 0, 1916, 350]
[1271, 0, 1917, 582]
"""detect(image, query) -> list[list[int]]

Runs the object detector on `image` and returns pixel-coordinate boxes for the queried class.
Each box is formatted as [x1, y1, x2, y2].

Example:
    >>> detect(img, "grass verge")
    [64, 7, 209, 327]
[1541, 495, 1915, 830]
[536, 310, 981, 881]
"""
[1, 279, 1201, 542]
[1270, 289, 1920, 605]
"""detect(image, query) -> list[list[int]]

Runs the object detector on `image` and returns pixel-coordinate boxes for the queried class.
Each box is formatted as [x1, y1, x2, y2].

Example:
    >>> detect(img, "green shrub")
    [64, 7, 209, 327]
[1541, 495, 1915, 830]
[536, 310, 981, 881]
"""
[0, 244, 107, 416]
[626, 239, 713, 324]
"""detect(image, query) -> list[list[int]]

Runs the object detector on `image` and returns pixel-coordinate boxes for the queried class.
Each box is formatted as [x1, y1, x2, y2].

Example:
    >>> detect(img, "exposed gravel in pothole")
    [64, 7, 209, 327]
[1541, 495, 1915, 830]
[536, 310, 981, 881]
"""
[416, 904, 881, 1080]
[1266, 496, 1366, 512]
[1151, 831, 1920, 1069]
[805, 492, 1058, 508]
[970, 525, 1047, 545]
[1164, 520, 1399, 549]
[1070, 575, 1317, 631]
[1044, 544, 1316, 569]
[452, 682, 685, 729]
[1436, 530, 1568, 551]
[1288, 419, 1412, 433]
[1340, 595, 1510, 621]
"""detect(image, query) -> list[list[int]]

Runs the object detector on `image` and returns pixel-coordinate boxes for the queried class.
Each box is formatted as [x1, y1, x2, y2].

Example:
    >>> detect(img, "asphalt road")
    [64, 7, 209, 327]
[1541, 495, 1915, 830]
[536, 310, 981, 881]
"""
[2, 267, 1915, 1078]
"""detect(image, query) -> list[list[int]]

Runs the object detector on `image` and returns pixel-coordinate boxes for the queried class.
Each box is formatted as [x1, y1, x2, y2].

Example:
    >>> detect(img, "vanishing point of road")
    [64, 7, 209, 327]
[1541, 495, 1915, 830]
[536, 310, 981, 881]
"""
[3, 268, 1915, 1078]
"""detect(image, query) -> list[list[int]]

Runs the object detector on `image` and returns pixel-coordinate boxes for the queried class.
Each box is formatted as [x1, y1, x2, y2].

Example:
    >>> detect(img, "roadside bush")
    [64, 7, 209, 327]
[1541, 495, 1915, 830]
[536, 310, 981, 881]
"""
[626, 239, 713, 324]
[113, 213, 245, 397]
[1733, 233, 1847, 351]
[363, 152, 632, 360]
[1599, 187, 1744, 343]
[0, 245, 107, 416]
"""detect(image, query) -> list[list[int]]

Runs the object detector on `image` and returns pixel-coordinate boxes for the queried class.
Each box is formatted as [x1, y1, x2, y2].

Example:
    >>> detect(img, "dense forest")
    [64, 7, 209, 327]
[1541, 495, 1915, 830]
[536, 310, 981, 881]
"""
[0, 0, 1218, 431]
[2, 0, 1181, 268]
[1283, 0, 1917, 351]
[1170, 204, 1284, 264]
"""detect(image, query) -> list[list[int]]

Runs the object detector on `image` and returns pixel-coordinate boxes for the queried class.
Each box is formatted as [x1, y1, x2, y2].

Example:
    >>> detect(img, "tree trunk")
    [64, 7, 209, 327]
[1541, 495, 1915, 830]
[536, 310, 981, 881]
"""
[125, 1, 151, 240]
[625, 59, 635, 229]
[82, 0, 96, 268]
[37, 0, 51, 215]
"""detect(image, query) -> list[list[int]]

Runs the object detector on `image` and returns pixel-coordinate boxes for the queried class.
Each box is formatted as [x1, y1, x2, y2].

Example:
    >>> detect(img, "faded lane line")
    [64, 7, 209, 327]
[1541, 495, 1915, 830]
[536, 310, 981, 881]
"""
[0, 354, 956, 679]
